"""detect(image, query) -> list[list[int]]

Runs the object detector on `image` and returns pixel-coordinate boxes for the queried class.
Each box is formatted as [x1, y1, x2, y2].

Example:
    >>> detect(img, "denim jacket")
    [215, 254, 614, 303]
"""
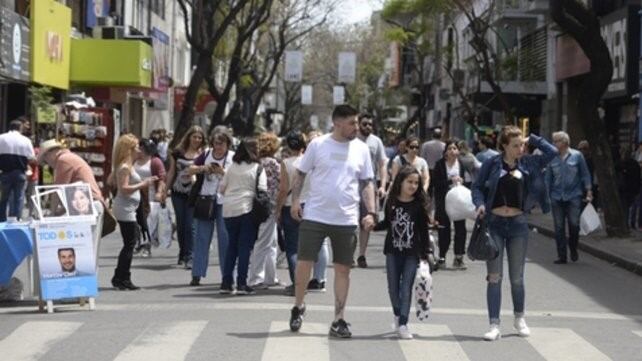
[472, 135, 558, 214]
[545, 149, 592, 202]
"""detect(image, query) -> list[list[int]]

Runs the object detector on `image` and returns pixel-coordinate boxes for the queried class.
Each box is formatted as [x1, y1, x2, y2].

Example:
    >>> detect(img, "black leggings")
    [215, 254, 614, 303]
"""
[435, 203, 467, 258]
[114, 221, 141, 280]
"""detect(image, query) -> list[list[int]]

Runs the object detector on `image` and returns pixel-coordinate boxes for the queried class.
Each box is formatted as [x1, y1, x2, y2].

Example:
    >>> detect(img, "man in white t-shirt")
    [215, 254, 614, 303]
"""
[288, 105, 376, 338]
[356, 113, 387, 268]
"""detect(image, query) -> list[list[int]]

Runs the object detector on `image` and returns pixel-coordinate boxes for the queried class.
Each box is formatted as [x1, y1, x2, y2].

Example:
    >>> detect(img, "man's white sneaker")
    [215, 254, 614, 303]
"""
[398, 325, 413, 340]
[392, 316, 399, 331]
[483, 324, 501, 341]
[514, 317, 531, 337]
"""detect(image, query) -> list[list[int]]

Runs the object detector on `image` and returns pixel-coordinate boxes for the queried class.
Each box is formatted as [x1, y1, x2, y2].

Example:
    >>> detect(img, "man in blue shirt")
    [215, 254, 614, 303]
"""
[476, 136, 499, 164]
[546, 131, 593, 264]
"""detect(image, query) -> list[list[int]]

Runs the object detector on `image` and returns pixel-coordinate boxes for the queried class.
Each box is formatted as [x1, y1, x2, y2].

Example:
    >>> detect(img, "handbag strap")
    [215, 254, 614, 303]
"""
[255, 164, 263, 193]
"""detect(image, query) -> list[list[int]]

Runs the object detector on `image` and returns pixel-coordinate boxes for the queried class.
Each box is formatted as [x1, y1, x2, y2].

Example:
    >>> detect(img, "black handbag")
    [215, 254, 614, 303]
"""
[252, 165, 271, 224]
[193, 195, 217, 220]
[467, 216, 499, 261]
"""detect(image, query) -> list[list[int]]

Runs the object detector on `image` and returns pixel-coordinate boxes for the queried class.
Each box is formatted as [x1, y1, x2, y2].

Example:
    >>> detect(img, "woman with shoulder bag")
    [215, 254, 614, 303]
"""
[111, 134, 158, 290]
[433, 140, 469, 270]
[166, 126, 206, 268]
[472, 126, 557, 341]
[218, 138, 267, 295]
[188, 132, 234, 286]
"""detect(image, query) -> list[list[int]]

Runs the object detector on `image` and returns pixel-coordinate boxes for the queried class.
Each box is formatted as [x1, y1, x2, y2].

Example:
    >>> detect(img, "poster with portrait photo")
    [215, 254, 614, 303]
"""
[35, 221, 98, 300]
[64, 184, 95, 217]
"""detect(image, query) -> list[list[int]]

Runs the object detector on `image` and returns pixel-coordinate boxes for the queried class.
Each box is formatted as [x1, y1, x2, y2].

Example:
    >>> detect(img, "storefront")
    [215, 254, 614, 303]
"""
[0, 6, 30, 130]
[555, 5, 640, 150]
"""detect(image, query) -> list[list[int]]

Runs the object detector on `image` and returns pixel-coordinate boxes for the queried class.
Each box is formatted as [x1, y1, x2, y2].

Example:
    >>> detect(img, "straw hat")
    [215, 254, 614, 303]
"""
[38, 139, 64, 163]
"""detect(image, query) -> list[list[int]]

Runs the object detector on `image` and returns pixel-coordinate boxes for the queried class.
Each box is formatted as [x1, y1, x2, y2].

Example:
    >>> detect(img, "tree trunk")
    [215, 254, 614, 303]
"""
[171, 53, 212, 149]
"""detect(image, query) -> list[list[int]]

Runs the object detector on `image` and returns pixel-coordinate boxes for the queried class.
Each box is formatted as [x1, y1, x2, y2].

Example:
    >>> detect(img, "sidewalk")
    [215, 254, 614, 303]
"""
[528, 209, 642, 276]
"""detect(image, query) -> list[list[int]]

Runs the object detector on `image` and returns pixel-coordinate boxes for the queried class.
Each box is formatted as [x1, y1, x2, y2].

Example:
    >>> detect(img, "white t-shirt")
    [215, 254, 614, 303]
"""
[296, 134, 374, 226]
[446, 160, 461, 179]
[200, 150, 234, 202]
[220, 162, 267, 218]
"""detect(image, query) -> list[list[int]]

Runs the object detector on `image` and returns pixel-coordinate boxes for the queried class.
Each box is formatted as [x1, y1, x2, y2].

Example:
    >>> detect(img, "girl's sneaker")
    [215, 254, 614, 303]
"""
[514, 317, 531, 337]
[483, 324, 501, 341]
[392, 316, 399, 331]
[398, 325, 413, 340]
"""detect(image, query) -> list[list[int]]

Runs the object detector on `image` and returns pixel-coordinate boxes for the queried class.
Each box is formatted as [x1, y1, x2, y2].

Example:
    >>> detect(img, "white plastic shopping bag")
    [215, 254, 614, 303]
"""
[147, 202, 161, 247]
[414, 260, 433, 321]
[157, 205, 173, 249]
[445, 185, 476, 221]
[579, 203, 601, 236]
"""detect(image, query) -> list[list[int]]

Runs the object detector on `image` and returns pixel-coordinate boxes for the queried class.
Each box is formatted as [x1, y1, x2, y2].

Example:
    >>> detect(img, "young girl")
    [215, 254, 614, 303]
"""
[383, 165, 432, 340]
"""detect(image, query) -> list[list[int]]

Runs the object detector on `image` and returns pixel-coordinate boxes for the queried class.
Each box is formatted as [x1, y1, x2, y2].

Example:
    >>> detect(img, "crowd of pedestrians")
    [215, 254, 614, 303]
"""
[4, 105, 642, 342]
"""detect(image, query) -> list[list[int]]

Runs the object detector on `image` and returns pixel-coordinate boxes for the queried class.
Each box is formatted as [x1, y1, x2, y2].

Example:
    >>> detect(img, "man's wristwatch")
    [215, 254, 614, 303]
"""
[365, 212, 379, 222]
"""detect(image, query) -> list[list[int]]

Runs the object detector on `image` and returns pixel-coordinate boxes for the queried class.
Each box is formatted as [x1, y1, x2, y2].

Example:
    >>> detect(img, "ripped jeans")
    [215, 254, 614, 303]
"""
[486, 213, 530, 325]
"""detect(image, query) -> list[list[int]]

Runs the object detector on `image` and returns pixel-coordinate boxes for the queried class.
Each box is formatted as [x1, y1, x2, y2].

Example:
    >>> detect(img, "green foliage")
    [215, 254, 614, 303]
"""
[28, 86, 54, 112]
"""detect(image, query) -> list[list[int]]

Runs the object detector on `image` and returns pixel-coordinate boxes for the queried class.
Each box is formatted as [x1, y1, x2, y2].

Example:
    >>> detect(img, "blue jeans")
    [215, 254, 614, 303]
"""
[281, 206, 329, 284]
[191, 204, 228, 278]
[551, 197, 582, 260]
[223, 212, 257, 287]
[486, 214, 530, 325]
[171, 193, 194, 262]
[386, 253, 418, 326]
[0, 170, 27, 222]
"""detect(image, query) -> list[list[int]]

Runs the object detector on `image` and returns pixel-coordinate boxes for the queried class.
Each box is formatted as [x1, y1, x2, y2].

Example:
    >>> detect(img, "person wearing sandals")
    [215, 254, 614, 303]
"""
[111, 134, 158, 290]
[188, 131, 234, 286]
[472, 126, 557, 341]
[219, 138, 267, 295]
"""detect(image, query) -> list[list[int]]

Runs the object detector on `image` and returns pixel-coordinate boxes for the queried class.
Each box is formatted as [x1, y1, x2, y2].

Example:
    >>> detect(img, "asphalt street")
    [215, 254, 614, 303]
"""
[1, 227, 642, 361]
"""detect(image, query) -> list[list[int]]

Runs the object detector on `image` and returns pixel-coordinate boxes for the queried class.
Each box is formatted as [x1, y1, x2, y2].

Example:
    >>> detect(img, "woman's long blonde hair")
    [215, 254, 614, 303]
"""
[176, 125, 206, 153]
[112, 134, 139, 172]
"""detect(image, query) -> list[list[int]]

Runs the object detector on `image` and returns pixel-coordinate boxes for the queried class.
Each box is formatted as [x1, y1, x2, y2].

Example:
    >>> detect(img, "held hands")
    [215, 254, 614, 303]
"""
[451, 175, 463, 185]
[361, 214, 376, 231]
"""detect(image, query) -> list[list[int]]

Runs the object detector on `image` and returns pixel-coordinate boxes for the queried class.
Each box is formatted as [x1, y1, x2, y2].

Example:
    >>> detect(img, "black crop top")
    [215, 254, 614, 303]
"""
[492, 161, 525, 209]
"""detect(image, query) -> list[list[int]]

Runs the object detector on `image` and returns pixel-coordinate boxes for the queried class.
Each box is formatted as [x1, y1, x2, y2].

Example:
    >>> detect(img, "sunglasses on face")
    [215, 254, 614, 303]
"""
[360, 122, 373, 127]
[408, 145, 419, 150]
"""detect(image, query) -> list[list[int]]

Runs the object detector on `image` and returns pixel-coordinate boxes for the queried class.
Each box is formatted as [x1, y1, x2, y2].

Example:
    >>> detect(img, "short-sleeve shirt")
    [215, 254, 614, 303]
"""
[359, 134, 386, 180]
[220, 162, 267, 218]
[172, 149, 199, 194]
[296, 134, 374, 226]
[393, 155, 429, 175]
[0, 130, 34, 173]
[54, 149, 104, 203]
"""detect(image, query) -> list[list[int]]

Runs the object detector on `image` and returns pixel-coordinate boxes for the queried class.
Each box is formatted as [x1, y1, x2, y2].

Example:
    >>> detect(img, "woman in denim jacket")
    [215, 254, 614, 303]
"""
[472, 126, 557, 341]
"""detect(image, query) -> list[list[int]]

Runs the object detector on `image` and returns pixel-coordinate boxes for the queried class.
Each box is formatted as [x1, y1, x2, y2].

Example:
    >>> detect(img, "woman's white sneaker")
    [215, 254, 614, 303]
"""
[398, 325, 413, 340]
[514, 317, 531, 337]
[483, 324, 501, 341]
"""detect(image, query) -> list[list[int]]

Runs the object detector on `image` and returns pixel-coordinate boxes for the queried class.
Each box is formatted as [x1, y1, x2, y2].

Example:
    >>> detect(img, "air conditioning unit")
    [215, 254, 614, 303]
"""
[96, 16, 114, 27]
[93, 26, 128, 39]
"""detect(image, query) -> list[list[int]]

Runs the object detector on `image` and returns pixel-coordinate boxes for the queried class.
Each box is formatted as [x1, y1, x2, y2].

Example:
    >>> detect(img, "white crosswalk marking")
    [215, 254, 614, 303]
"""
[633, 330, 642, 338]
[113, 321, 207, 361]
[527, 328, 611, 361]
[0, 321, 82, 361]
[399, 324, 470, 361]
[261, 322, 330, 361]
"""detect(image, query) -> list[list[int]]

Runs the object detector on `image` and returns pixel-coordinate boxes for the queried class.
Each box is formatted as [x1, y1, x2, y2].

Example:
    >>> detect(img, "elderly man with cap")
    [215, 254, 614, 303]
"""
[39, 139, 107, 255]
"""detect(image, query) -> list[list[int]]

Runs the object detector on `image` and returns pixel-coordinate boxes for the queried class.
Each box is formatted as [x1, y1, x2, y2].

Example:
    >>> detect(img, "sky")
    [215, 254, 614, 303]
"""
[336, 0, 383, 24]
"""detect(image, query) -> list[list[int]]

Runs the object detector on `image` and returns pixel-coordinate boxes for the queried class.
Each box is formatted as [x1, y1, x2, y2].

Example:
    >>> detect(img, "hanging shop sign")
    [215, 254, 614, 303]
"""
[31, 0, 71, 89]
[151, 27, 170, 91]
[333, 86, 345, 105]
[86, 0, 110, 29]
[338, 52, 357, 84]
[284, 50, 303, 82]
[70, 39, 152, 87]
[301, 85, 313, 105]
[0, 7, 30, 81]
[556, 5, 640, 99]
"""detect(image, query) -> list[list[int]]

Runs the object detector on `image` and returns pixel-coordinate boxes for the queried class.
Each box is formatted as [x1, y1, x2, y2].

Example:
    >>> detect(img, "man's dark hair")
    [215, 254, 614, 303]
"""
[233, 138, 260, 164]
[9, 120, 23, 131]
[332, 105, 359, 120]
[358, 113, 374, 122]
[480, 136, 495, 149]
[58, 248, 75, 256]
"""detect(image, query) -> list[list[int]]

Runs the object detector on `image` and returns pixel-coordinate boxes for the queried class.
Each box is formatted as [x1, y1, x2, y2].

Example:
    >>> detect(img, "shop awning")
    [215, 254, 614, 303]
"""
[70, 39, 152, 88]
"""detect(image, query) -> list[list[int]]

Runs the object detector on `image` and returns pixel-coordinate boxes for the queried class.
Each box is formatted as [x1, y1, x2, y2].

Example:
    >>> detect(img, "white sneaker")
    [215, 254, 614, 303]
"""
[398, 325, 413, 340]
[514, 317, 531, 337]
[392, 316, 399, 331]
[483, 324, 501, 341]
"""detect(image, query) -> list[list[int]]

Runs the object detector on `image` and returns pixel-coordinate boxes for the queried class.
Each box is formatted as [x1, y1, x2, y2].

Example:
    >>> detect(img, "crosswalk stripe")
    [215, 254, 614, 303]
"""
[113, 321, 207, 361]
[0, 321, 82, 361]
[527, 328, 611, 361]
[633, 330, 642, 338]
[261, 322, 329, 361]
[400, 324, 470, 361]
